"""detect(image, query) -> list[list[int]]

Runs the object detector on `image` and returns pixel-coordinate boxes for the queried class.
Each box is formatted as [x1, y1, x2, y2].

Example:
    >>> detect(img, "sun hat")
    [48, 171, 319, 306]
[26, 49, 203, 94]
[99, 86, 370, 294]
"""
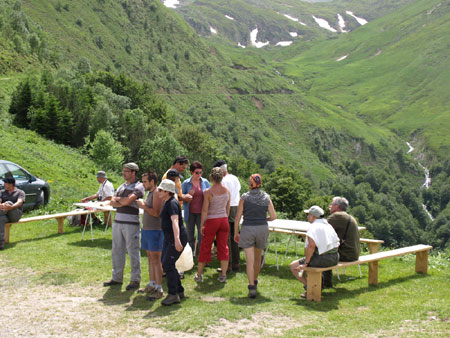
[158, 179, 176, 194]
[303, 206, 324, 218]
[96, 171, 107, 178]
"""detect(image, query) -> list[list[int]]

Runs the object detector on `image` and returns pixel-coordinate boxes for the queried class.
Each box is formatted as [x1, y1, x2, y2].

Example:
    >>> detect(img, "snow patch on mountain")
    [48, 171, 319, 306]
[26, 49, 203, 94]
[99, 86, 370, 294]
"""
[346, 11, 368, 25]
[337, 14, 347, 33]
[276, 41, 293, 46]
[210, 26, 217, 34]
[225, 15, 235, 21]
[312, 15, 337, 32]
[162, 0, 179, 9]
[336, 55, 348, 61]
[289, 32, 298, 37]
[250, 28, 269, 48]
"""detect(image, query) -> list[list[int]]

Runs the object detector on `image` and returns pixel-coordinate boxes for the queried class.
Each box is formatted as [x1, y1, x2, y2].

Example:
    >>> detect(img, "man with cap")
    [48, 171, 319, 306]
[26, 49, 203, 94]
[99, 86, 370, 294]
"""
[104, 162, 145, 291]
[81, 171, 115, 226]
[213, 160, 241, 271]
[289, 206, 339, 298]
[162, 156, 192, 209]
[0, 177, 25, 250]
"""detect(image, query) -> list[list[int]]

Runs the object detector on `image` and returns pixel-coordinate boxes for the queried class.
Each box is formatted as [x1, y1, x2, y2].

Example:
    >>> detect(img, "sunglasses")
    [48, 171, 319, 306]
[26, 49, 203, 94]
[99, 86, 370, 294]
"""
[194, 171, 203, 175]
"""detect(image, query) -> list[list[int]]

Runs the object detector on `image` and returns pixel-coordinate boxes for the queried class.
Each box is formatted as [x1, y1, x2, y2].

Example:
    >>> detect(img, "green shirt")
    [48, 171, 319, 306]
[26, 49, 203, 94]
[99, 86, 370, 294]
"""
[327, 211, 360, 261]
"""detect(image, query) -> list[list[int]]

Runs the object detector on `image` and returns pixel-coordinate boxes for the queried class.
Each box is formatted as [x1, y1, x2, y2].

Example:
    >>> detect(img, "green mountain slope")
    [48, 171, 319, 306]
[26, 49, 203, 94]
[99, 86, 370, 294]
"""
[278, 0, 450, 159]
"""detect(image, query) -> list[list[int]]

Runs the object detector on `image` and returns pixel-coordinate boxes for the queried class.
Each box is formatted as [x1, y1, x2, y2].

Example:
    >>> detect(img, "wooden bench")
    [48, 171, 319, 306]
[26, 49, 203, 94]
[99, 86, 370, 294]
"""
[4, 209, 97, 244]
[303, 244, 433, 302]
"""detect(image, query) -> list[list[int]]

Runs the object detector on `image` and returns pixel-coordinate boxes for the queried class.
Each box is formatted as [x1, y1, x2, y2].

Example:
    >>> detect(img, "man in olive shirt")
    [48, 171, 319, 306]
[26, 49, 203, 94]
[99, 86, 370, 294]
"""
[0, 177, 25, 250]
[323, 196, 360, 288]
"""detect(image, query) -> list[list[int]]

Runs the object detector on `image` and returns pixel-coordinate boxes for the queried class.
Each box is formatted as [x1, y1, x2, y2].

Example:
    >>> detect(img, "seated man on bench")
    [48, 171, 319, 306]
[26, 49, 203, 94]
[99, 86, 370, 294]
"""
[0, 177, 25, 250]
[81, 171, 114, 226]
[290, 206, 340, 298]
[323, 196, 360, 288]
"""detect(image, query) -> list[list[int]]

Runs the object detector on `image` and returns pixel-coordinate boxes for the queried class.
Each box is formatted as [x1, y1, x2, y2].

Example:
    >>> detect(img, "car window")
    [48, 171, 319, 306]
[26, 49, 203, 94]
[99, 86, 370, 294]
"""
[4, 164, 30, 181]
[0, 164, 8, 179]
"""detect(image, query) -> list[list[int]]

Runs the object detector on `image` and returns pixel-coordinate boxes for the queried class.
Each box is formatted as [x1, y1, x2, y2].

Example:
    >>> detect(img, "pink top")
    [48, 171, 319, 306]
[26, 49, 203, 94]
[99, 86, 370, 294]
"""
[189, 184, 203, 214]
[206, 192, 229, 220]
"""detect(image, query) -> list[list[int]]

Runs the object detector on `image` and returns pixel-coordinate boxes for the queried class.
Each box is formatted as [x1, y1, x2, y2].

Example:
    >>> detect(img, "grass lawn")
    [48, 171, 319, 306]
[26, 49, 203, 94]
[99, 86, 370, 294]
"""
[1, 220, 449, 337]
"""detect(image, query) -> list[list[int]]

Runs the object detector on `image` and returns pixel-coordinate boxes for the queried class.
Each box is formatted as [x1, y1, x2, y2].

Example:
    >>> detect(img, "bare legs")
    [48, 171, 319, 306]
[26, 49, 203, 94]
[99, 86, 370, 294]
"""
[147, 250, 162, 285]
[244, 247, 263, 286]
[290, 260, 307, 286]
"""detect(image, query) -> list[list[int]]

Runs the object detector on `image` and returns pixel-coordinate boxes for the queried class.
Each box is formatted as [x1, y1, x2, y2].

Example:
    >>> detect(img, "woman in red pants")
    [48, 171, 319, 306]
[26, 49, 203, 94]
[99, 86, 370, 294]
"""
[194, 167, 230, 283]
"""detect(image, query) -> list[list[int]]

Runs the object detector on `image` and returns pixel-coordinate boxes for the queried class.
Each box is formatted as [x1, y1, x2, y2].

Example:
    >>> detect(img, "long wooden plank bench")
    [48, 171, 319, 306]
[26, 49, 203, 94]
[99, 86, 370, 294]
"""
[303, 244, 433, 302]
[4, 209, 97, 244]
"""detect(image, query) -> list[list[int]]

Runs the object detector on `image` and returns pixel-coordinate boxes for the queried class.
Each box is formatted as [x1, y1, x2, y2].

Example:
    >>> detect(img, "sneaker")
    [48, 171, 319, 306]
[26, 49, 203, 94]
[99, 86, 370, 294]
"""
[103, 280, 122, 287]
[138, 283, 156, 294]
[248, 285, 257, 299]
[125, 281, 140, 291]
[194, 273, 203, 282]
[146, 289, 164, 300]
[218, 275, 227, 283]
[161, 293, 180, 306]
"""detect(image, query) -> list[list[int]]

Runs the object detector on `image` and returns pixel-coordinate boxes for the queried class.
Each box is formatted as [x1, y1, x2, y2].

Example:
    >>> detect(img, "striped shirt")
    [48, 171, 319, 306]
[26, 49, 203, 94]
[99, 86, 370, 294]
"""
[114, 180, 145, 225]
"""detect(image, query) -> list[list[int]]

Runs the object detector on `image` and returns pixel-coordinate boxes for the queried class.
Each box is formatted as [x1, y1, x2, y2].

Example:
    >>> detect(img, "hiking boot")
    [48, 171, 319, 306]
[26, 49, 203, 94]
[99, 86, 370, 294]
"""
[248, 285, 257, 298]
[178, 291, 185, 300]
[254, 280, 258, 289]
[125, 281, 140, 291]
[161, 293, 180, 306]
[146, 289, 164, 300]
[103, 280, 122, 287]
[218, 275, 227, 283]
[194, 273, 203, 282]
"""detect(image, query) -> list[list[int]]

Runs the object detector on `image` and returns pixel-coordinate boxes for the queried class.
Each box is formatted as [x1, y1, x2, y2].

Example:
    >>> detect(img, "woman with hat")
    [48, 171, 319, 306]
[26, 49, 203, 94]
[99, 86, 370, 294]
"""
[234, 174, 277, 298]
[158, 179, 188, 305]
[289, 206, 339, 298]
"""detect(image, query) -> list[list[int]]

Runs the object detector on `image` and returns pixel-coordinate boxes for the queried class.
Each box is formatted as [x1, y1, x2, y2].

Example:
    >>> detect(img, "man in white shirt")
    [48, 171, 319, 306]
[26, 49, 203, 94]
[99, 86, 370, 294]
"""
[81, 171, 115, 226]
[289, 206, 339, 298]
[213, 160, 241, 271]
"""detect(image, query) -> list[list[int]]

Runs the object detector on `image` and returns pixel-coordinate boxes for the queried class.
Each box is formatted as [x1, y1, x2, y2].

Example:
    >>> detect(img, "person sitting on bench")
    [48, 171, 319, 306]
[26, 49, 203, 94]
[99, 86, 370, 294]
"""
[0, 177, 25, 250]
[323, 196, 360, 288]
[289, 206, 339, 298]
[81, 171, 114, 226]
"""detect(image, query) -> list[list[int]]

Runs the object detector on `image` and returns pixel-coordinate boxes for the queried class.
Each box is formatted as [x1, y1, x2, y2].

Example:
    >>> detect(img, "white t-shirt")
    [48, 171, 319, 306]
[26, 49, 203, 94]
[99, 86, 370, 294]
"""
[97, 179, 115, 201]
[222, 173, 241, 207]
[305, 218, 339, 255]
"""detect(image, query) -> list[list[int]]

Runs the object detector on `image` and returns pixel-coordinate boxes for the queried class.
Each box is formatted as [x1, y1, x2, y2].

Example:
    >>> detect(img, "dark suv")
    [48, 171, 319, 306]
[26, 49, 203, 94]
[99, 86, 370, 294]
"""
[0, 160, 50, 209]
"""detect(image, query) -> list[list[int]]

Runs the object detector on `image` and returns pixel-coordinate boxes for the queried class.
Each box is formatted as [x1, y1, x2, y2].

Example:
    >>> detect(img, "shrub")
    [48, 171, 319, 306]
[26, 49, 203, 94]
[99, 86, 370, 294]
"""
[90, 130, 125, 172]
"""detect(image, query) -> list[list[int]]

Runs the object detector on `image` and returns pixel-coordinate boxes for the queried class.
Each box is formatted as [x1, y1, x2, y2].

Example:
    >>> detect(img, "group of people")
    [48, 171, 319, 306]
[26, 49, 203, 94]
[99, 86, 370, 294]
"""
[97, 156, 281, 304]
[0, 155, 361, 304]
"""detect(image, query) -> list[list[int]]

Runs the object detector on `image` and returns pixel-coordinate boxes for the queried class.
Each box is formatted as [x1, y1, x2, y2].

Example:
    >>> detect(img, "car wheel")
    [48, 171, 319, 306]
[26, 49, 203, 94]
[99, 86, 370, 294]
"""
[36, 189, 45, 207]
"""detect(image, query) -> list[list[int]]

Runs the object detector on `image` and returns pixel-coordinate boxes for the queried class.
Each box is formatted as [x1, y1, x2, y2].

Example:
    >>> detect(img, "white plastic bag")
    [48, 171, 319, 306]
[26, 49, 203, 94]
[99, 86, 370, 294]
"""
[176, 243, 194, 272]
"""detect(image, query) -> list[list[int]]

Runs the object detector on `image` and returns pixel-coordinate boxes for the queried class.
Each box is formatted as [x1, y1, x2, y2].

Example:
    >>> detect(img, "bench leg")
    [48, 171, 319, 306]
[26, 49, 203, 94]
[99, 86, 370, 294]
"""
[415, 251, 429, 274]
[306, 271, 322, 302]
[5, 223, 12, 244]
[57, 217, 65, 234]
[368, 261, 378, 285]
[368, 243, 380, 254]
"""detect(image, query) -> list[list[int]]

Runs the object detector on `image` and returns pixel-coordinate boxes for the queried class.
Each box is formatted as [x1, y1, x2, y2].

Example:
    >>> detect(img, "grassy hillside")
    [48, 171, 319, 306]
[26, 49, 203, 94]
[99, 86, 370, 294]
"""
[277, 0, 450, 160]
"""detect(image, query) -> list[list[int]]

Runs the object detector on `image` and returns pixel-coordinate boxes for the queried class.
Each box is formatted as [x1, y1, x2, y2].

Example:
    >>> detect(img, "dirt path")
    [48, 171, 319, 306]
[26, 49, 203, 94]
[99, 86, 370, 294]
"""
[0, 259, 298, 337]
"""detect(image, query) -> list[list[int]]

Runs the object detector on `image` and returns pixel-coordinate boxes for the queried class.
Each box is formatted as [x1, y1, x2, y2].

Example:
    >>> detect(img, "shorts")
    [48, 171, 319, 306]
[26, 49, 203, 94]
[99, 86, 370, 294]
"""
[238, 225, 269, 250]
[141, 229, 164, 252]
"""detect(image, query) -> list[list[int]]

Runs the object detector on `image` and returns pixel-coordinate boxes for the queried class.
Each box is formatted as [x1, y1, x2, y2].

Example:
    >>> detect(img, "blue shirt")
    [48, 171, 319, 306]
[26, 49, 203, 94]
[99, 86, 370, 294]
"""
[181, 176, 211, 223]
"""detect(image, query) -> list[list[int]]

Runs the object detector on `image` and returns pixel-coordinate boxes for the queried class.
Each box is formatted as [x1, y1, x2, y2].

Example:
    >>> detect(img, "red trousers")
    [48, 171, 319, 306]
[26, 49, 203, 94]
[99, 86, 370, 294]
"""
[198, 217, 229, 263]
